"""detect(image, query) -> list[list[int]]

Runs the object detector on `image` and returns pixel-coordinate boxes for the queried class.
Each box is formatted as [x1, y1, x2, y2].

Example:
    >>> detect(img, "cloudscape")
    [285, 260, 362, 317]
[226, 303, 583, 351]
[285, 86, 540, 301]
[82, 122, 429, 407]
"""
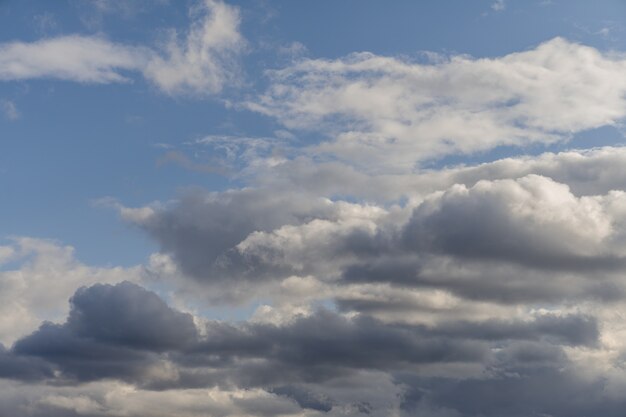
[2, 1, 626, 416]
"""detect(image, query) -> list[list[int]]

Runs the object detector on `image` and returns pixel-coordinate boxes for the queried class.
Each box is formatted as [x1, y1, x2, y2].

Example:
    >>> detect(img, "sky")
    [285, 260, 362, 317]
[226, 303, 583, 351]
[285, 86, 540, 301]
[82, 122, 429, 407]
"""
[2, 0, 626, 416]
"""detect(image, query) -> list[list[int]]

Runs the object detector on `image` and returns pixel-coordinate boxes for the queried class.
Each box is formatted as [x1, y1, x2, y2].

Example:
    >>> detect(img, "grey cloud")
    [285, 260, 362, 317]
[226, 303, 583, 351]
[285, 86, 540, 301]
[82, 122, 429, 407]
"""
[0, 281, 612, 417]
[11, 281, 197, 383]
[130, 174, 626, 307]
[181, 311, 596, 388]
[0, 344, 54, 382]
[399, 367, 620, 417]
[126, 149, 626, 307]
[132, 188, 342, 282]
[431, 314, 599, 347]
[66, 281, 197, 351]
[13, 321, 155, 382]
[339, 256, 624, 305]
[271, 385, 333, 412]
[403, 175, 625, 270]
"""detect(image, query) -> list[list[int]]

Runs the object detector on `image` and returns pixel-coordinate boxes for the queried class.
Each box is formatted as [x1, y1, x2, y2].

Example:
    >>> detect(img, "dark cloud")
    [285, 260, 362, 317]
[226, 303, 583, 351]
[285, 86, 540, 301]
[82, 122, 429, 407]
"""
[0, 280, 615, 417]
[0, 344, 54, 381]
[13, 320, 155, 382]
[399, 367, 622, 417]
[66, 281, 197, 351]
[431, 314, 599, 347]
[11, 282, 197, 383]
[190, 310, 487, 382]
[338, 255, 624, 305]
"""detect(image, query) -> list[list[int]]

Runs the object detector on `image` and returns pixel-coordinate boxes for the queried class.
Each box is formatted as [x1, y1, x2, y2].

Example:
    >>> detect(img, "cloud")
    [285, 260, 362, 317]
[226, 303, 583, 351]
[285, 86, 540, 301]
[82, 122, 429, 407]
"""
[5, 18, 626, 415]
[12, 281, 197, 384]
[0, 237, 143, 346]
[106, 147, 626, 318]
[0, 380, 304, 417]
[491, 0, 506, 11]
[6, 282, 596, 388]
[403, 174, 626, 269]
[0, 0, 244, 95]
[143, 0, 245, 95]
[250, 38, 626, 172]
[66, 282, 198, 351]
[124, 187, 342, 285]
[1, 100, 19, 120]
[0, 36, 148, 83]
[0, 279, 609, 416]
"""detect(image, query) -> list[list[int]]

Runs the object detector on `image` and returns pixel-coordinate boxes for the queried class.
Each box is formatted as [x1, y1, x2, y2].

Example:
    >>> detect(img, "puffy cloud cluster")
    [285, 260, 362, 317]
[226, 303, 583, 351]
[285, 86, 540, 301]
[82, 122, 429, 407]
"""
[4, 7, 626, 414]
[42, 146, 615, 415]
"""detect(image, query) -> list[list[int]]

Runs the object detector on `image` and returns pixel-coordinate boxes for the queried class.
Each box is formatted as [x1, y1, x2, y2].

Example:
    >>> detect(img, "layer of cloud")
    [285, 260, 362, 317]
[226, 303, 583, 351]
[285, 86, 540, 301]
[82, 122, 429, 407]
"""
[250, 38, 626, 171]
[118, 148, 626, 307]
[1, 281, 610, 416]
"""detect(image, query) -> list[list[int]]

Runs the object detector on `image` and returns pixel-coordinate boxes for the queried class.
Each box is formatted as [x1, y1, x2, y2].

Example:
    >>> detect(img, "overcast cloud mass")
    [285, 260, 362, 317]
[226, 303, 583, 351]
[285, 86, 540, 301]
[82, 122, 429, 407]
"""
[3, 0, 626, 416]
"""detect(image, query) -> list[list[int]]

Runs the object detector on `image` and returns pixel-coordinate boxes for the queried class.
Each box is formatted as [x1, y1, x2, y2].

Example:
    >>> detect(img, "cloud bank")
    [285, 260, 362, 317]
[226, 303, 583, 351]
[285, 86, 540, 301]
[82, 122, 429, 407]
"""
[3, 3, 626, 415]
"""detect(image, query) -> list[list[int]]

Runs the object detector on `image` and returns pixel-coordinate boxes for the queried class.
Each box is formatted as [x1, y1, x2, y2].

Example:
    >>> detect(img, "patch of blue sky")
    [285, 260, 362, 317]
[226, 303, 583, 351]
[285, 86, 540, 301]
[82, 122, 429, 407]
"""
[1, 0, 626, 266]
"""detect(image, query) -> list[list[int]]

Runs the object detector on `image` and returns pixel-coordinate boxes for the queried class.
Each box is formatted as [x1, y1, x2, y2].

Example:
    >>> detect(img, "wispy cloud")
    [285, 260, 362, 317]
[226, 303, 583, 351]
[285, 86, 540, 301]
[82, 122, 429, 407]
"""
[491, 0, 506, 11]
[0, 0, 244, 96]
[1, 100, 19, 120]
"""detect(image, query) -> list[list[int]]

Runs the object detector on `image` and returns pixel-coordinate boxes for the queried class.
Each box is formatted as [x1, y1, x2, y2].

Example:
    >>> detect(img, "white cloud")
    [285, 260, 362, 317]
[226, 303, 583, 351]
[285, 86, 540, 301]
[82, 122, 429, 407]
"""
[1, 100, 20, 120]
[144, 0, 245, 95]
[491, 0, 506, 11]
[0, 0, 244, 95]
[0, 36, 148, 83]
[250, 38, 626, 172]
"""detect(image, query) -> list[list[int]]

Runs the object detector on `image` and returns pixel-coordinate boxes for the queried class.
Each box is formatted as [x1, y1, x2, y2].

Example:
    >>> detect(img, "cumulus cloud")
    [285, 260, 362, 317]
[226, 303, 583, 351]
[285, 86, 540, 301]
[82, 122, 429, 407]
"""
[124, 164, 626, 305]
[12, 281, 197, 384]
[125, 188, 343, 285]
[5, 16, 626, 415]
[0, 237, 142, 346]
[0, 0, 244, 95]
[250, 38, 626, 171]
[403, 174, 626, 268]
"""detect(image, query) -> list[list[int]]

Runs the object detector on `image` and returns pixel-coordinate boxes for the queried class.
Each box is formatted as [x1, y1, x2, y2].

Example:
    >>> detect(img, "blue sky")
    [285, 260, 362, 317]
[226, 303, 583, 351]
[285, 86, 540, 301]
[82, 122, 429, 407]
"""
[4, 1, 626, 416]
[2, 0, 626, 266]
